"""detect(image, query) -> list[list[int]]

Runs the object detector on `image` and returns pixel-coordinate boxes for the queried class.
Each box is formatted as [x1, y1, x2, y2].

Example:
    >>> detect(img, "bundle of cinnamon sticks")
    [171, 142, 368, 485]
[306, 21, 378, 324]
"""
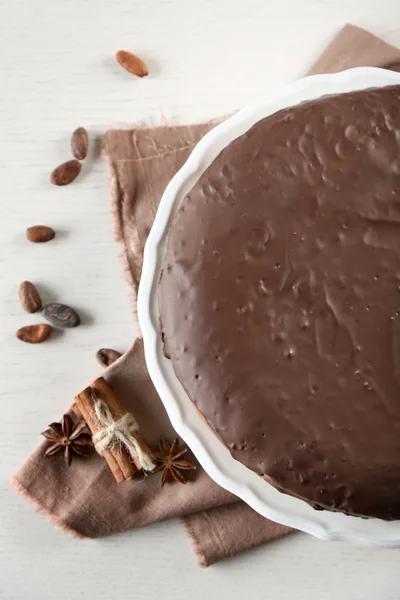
[73, 377, 155, 483]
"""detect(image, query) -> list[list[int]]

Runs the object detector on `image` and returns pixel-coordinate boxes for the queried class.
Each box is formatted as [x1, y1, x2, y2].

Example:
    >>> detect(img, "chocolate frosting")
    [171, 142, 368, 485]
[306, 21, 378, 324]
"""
[159, 85, 400, 520]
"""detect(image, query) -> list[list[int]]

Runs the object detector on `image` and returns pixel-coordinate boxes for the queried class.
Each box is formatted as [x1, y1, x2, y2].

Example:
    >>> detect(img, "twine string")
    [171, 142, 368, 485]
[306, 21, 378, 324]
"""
[92, 399, 155, 472]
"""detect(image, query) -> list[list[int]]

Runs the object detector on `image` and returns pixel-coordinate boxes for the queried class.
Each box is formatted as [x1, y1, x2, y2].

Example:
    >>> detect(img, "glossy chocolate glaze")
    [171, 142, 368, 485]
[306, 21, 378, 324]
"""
[159, 85, 400, 520]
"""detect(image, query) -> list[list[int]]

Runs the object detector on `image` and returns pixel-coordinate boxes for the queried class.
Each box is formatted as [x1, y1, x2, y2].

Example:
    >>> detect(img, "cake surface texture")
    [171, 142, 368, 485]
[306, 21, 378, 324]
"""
[159, 85, 400, 520]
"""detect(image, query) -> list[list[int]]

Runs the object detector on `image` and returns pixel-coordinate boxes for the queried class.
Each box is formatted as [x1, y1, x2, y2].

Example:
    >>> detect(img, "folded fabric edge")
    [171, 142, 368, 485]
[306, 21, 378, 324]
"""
[100, 116, 226, 160]
[180, 516, 209, 568]
[9, 475, 89, 541]
[100, 151, 127, 252]
[101, 152, 141, 327]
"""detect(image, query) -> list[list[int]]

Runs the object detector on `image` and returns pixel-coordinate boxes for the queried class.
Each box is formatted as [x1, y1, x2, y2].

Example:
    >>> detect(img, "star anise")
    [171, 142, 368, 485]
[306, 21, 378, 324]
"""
[42, 413, 93, 467]
[154, 437, 196, 486]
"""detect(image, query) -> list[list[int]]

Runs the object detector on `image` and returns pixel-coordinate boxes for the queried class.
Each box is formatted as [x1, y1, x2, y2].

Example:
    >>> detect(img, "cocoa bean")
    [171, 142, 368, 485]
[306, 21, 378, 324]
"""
[71, 127, 88, 160]
[50, 160, 81, 186]
[42, 303, 80, 328]
[16, 324, 52, 343]
[19, 281, 42, 313]
[96, 348, 122, 368]
[26, 225, 55, 243]
[115, 50, 149, 77]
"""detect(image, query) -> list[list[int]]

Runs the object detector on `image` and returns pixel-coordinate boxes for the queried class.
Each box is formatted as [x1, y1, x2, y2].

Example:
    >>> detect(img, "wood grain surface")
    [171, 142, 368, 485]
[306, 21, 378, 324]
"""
[1, 1, 400, 598]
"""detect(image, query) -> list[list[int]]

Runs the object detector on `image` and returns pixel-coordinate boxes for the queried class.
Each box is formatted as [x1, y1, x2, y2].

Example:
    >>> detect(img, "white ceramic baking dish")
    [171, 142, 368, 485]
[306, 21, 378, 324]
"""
[138, 67, 400, 546]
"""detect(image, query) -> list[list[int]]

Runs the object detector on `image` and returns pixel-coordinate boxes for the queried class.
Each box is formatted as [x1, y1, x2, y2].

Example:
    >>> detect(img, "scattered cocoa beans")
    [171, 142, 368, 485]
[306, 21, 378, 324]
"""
[71, 127, 89, 160]
[96, 348, 122, 368]
[18, 281, 42, 313]
[16, 324, 52, 344]
[115, 50, 148, 77]
[42, 303, 80, 328]
[50, 160, 81, 186]
[26, 225, 55, 243]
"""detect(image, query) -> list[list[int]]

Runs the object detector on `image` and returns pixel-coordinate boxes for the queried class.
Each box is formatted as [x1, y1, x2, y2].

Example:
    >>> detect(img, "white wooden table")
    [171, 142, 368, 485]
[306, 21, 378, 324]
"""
[1, 1, 400, 598]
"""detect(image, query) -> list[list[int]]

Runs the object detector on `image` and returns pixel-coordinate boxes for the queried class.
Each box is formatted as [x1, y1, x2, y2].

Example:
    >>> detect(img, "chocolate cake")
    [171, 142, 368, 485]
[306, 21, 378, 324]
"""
[159, 85, 400, 520]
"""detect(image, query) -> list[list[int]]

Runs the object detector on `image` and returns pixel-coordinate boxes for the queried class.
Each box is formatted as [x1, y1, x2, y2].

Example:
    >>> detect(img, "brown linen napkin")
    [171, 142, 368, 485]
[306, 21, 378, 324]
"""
[12, 24, 400, 567]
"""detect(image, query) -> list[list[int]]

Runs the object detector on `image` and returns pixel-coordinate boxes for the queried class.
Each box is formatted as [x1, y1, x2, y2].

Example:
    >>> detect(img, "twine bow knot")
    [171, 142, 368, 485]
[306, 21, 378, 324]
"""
[92, 400, 155, 472]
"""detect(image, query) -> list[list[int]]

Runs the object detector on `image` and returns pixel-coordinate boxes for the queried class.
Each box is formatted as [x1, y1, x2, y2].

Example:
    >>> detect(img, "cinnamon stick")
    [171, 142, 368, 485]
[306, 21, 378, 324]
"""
[74, 377, 154, 483]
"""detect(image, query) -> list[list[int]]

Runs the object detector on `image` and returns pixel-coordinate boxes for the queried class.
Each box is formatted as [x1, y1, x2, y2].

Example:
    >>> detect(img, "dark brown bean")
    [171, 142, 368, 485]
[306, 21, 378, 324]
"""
[16, 324, 52, 344]
[50, 160, 81, 186]
[42, 303, 80, 328]
[71, 127, 89, 160]
[19, 281, 42, 313]
[96, 348, 122, 368]
[26, 225, 56, 243]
